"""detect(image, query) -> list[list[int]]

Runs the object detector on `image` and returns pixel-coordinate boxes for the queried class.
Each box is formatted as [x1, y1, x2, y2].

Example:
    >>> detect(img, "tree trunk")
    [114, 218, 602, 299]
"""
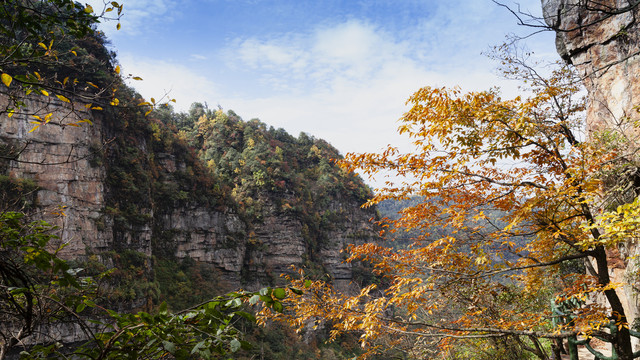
[593, 246, 634, 359]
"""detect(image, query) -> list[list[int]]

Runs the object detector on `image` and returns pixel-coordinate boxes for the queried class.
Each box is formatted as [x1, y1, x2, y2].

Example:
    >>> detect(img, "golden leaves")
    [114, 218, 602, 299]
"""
[580, 196, 640, 250]
[56, 94, 70, 103]
[29, 113, 54, 132]
[1, 73, 12, 87]
[279, 51, 627, 357]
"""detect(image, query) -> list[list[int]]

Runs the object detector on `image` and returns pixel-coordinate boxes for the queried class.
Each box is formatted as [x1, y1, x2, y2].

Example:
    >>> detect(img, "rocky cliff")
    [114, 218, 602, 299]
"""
[542, 0, 640, 332]
[0, 87, 379, 307]
[542, 0, 640, 136]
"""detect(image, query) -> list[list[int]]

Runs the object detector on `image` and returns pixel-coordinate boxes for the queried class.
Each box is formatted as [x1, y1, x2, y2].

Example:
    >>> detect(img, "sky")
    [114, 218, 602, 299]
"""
[89, 0, 559, 187]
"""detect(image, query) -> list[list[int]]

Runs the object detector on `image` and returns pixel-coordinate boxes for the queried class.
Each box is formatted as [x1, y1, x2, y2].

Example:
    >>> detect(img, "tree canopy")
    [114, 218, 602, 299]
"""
[266, 50, 640, 359]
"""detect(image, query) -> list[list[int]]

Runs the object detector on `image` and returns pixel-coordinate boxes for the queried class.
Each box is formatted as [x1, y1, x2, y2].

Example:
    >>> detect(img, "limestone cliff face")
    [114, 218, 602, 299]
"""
[0, 93, 379, 295]
[0, 96, 112, 256]
[542, 0, 640, 135]
[242, 195, 378, 291]
[542, 0, 640, 329]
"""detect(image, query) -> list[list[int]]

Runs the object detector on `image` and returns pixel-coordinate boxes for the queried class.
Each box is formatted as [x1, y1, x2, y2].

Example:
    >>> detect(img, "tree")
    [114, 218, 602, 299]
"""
[0, 2, 281, 357]
[0, 0, 169, 139]
[0, 0, 126, 127]
[264, 50, 640, 359]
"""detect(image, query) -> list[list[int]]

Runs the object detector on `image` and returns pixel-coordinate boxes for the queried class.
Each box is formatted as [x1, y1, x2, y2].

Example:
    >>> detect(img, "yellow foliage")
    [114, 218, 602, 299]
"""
[268, 54, 638, 358]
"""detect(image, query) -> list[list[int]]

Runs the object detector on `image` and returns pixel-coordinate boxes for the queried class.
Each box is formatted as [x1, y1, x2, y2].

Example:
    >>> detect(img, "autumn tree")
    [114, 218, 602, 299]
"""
[0, 0, 170, 142]
[0, 0, 126, 126]
[264, 49, 640, 359]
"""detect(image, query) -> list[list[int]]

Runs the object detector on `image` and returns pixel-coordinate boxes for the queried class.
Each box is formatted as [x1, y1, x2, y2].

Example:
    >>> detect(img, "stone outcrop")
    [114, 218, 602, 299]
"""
[0, 96, 112, 256]
[0, 93, 379, 294]
[542, 0, 640, 336]
[542, 0, 640, 136]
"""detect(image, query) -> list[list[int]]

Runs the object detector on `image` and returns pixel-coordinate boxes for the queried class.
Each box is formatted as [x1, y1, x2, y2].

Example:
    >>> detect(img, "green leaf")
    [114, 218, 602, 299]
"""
[230, 339, 241, 352]
[224, 298, 242, 308]
[139, 311, 153, 324]
[76, 303, 86, 313]
[289, 287, 303, 295]
[206, 301, 220, 310]
[235, 311, 256, 322]
[272, 301, 283, 313]
[304, 280, 312, 288]
[162, 340, 176, 354]
[249, 294, 260, 305]
[158, 301, 168, 315]
[191, 340, 206, 355]
[273, 287, 286, 300]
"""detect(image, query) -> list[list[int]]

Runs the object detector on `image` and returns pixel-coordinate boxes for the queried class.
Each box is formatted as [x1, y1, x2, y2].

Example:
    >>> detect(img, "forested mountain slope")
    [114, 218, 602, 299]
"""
[0, 23, 379, 312]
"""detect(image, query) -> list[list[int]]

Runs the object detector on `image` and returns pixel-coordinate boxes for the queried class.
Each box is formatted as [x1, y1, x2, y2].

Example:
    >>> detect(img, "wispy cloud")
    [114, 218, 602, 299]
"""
[118, 54, 219, 107]
[218, 19, 528, 156]
[89, 0, 179, 37]
[114, 0, 558, 187]
[229, 21, 411, 92]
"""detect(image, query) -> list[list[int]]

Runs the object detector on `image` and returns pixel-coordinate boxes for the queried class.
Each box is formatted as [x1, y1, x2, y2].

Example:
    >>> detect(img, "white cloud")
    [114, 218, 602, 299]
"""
[88, 0, 178, 38]
[116, 1, 559, 187]
[215, 15, 554, 187]
[118, 54, 219, 108]
[230, 20, 408, 91]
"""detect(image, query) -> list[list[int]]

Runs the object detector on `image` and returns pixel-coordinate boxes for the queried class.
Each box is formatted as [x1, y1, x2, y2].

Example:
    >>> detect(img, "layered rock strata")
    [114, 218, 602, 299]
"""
[0, 94, 378, 292]
[542, 0, 640, 136]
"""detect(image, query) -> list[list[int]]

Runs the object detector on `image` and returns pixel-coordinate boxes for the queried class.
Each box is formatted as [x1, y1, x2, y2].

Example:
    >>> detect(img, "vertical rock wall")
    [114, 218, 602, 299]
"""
[542, 0, 640, 335]
[0, 96, 112, 256]
[542, 0, 640, 135]
[0, 94, 379, 293]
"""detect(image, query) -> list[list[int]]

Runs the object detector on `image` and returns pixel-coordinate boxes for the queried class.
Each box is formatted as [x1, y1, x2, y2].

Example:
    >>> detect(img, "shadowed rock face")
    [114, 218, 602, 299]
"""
[542, 0, 640, 338]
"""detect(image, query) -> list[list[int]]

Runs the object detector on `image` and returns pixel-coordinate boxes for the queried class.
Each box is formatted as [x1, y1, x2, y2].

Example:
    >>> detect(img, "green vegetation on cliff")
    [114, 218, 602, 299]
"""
[0, 1, 378, 358]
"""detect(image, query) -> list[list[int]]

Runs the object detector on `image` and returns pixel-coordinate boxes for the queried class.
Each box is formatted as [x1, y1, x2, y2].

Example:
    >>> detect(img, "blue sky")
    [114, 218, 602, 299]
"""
[90, 0, 558, 186]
